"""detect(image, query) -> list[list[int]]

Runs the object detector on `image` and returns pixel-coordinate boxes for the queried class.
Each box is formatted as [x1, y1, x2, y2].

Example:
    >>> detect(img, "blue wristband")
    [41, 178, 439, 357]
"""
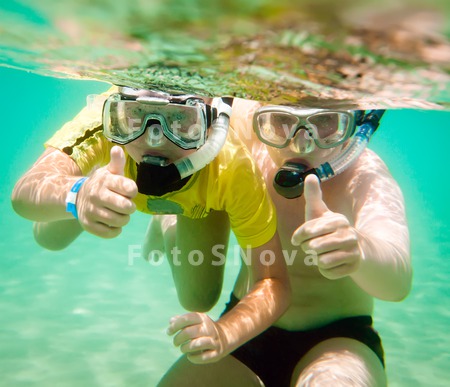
[65, 177, 88, 219]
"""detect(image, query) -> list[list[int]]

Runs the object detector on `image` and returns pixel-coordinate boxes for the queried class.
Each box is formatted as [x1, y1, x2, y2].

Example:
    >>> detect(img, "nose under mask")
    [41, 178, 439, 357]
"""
[290, 128, 315, 154]
[145, 120, 166, 147]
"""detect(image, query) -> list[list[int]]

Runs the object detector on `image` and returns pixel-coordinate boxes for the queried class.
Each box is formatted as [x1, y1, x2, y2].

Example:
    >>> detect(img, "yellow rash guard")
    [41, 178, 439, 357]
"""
[45, 89, 277, 248]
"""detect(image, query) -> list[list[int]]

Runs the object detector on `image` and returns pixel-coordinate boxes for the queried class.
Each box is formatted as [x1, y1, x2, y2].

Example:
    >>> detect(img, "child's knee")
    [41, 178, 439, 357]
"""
[292, 338, 386, 387]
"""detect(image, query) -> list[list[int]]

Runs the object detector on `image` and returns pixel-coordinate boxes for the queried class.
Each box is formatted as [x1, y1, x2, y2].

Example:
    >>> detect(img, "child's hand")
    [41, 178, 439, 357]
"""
[167, 312, 227, 364]
[291, 174, 362, 279]
[77, 146, 138, 238]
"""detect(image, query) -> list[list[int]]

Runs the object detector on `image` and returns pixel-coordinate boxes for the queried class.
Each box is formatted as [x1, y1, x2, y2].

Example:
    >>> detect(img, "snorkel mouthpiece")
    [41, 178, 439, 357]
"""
[136, 156, 188, 196]
[142, 155, 169, 167]
[274, 163, 311, 199]
[274, 163, 334, 199]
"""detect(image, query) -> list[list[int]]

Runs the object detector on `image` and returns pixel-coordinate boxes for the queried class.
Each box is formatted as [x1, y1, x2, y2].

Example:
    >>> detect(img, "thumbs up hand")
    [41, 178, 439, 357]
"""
[107, 145, 126, 176]
[304, 173, 329, 222]
[291, 174, 362, 280]
[76, 146, 138, 238]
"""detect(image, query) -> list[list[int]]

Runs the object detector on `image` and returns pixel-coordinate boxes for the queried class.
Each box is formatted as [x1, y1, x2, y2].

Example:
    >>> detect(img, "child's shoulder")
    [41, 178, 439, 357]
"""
[208, 126, 264, 187]
[343, 148, 399, 195]
[355, 148, 391, 174]
[215, 126, 255, 166]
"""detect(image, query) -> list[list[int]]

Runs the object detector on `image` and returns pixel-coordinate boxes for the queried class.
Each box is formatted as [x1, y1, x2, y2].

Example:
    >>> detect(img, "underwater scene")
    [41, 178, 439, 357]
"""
[1, 1, 450, 386]
[1, 66, 450, 387]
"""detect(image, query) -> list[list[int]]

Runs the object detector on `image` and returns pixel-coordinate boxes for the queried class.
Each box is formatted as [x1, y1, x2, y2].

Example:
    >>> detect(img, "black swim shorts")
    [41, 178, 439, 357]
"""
[222, 293, 384, 387]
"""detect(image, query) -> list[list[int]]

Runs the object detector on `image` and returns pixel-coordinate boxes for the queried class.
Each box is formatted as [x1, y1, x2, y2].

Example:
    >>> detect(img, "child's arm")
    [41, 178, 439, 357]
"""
[12, 146, 138, 242]
[12, 147, 86, 221]
[292, 152, 411, 301]
[33, 220, 84, 251]
[167, 231, 291, 364]
[349, 151, 411, 301]
[142, 215, 174, 261]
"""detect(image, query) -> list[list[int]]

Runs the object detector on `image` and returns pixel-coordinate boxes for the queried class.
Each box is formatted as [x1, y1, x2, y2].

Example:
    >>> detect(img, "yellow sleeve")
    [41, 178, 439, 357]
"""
[44, 88, 116, 175]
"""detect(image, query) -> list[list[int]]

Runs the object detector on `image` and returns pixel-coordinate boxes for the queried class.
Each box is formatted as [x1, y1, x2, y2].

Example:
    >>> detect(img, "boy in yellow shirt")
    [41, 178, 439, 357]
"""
[11, 87, 290, 373]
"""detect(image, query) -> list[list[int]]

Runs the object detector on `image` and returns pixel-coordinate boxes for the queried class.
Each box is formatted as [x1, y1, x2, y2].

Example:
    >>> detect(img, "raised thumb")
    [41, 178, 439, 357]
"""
[304, 174, 329, 221]
[107, 146, 126, 176]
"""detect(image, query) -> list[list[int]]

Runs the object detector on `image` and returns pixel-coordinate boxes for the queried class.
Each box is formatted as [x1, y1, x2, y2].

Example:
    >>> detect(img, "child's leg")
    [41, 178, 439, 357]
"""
[158, 354, 264, 387]
[291, 338, 386, 387]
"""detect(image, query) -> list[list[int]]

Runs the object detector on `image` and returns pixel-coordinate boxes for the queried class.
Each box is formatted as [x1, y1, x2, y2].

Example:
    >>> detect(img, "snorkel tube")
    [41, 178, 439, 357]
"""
[136, 97, 233, 196]
[274, 110, 385, 199]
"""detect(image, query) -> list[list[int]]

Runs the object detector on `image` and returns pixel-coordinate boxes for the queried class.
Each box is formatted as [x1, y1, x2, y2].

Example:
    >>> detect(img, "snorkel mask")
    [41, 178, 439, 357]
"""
[103, 87, 233, 196]
[253, 106, 385, 198]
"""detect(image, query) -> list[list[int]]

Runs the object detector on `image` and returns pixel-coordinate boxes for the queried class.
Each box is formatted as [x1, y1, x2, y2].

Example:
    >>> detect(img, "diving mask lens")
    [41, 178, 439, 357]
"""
[254, 107, 356, 149]
[103, 93, 208, 149]
[256, 112, 300, 148]
[307, 111, 353, 148]
[161, 99, 206, 148]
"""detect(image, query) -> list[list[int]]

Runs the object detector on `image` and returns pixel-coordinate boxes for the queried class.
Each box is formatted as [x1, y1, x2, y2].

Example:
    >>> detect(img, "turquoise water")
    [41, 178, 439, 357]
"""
[1, 67, 449, 386]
